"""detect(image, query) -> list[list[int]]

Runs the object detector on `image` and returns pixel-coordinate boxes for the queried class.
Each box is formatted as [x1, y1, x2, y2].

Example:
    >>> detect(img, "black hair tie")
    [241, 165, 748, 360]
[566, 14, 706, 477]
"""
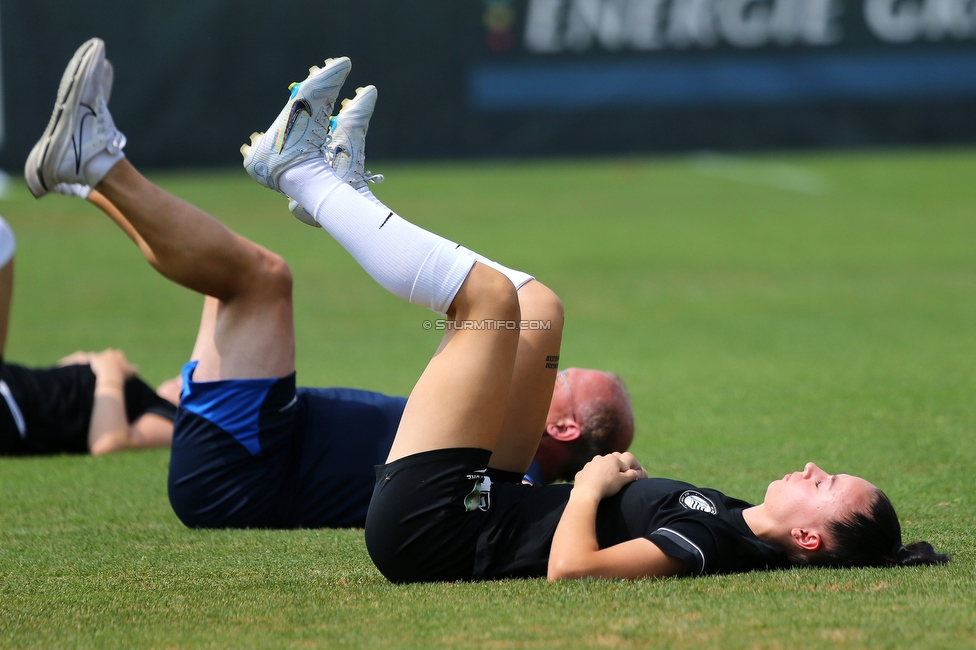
[894, 544, 910, 562]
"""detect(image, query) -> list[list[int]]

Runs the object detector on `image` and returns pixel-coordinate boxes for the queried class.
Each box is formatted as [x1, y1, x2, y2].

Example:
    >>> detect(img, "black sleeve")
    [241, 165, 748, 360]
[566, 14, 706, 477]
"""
[646, 519, 718, 577]
[123, 375, 177, 423]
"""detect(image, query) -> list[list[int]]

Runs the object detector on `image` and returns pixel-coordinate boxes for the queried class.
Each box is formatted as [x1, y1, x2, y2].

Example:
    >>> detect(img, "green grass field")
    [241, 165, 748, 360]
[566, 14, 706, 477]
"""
[1, 149, 974, 648]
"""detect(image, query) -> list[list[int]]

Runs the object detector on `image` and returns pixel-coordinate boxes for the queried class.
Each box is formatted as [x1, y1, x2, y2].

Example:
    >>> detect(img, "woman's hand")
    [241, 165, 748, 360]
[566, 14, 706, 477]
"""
[58, 348, 139, 381]
[549, 452, 684, 581]
[58, 350, 92, 367]
[573, 452, 648, 501]
[87, 349, 139, 383]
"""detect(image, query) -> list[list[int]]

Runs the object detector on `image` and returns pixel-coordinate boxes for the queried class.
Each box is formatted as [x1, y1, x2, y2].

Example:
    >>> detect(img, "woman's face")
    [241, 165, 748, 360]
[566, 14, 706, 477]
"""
[763, 462, 877, 545]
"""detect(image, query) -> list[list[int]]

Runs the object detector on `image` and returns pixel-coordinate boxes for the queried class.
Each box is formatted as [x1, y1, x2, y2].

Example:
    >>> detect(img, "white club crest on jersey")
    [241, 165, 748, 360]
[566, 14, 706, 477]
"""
[679, 490, 717, 515]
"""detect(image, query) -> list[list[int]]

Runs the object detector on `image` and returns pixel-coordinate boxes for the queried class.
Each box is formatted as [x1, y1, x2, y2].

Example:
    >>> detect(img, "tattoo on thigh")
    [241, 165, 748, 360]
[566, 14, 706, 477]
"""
[546, 355, 559, 369]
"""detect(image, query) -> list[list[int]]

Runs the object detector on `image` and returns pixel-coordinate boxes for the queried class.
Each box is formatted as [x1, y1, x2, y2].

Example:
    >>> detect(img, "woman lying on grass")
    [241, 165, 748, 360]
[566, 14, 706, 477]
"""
[244, 62, 949, 583]
[0, 215, 176, 457]
[234, 62, 949, 582]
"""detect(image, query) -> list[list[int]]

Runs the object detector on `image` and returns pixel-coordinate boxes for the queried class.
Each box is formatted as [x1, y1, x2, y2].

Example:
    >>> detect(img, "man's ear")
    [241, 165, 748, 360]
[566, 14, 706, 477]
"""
[545, 419, 581, 442]
[790, 527, 822, 552]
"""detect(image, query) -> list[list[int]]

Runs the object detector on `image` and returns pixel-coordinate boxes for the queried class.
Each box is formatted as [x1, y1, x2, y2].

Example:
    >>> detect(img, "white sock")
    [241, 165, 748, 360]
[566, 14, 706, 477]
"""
[0, 217, 15, 268]
[357, 185, 387, 208]
[455, 246, 534, 290]
[279, 160, 475, 315]
[355, 185, 534, 289]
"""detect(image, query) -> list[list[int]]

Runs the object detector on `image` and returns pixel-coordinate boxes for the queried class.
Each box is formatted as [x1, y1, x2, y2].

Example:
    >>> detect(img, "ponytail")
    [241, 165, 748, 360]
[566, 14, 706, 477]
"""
[891, 541, 949, 567]
[807, 489, 948, 568]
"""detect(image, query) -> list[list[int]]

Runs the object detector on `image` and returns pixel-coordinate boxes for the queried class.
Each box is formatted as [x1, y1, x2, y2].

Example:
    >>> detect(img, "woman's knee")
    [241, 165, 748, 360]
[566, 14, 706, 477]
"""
[517, 281, 564, 333]
[452, 263, 520, 322]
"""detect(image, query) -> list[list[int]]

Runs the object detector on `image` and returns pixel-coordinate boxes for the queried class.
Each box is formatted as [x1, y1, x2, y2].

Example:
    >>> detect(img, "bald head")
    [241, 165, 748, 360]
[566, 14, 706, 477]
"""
[537, 368, 635, 482]
[569, 369, 634, 458]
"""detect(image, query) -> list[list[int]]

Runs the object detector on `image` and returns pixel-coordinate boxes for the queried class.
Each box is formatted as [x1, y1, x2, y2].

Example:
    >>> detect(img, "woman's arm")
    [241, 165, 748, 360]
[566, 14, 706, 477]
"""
[83, 349, 175, 454]
[548, 453, 686, 581]
[85, 348, 137, 455]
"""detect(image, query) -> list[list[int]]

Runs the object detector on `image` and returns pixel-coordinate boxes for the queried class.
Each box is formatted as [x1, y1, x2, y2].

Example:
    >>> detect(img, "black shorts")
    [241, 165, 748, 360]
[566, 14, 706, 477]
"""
[365, 448, 490, 583]
[365, 448, 572, 583]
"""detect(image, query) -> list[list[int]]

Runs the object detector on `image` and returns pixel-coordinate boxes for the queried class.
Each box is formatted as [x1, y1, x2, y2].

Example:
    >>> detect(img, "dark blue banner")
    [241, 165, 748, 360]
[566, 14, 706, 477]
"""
[2, 0, 975, 169]
[471, 0, 976, 109]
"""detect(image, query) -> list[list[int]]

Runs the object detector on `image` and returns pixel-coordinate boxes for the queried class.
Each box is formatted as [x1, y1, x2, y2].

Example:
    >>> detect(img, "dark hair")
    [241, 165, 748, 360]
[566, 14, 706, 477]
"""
[805, 488, 949, 568]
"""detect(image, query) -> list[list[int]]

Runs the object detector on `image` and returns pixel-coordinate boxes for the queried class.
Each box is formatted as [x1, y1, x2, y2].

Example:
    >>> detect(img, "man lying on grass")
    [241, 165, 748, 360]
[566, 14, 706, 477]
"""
[0, 217, 177, 456]
[24, 39, 633, 529]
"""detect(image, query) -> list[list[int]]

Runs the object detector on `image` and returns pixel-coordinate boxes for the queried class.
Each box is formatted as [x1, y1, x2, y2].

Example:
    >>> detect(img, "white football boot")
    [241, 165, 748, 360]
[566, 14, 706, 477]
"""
[241, 57, 351, 192]
[288, 85, 383, 227]
[25, 38, 126, 198]
[325, 85, 383, 190]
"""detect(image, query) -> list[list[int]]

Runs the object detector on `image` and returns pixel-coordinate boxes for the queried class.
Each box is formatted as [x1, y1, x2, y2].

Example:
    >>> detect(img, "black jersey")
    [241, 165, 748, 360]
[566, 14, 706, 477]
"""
[474, 477, 789, 580]
[0, 360, 177, 456]
[594, 478, 790, 576]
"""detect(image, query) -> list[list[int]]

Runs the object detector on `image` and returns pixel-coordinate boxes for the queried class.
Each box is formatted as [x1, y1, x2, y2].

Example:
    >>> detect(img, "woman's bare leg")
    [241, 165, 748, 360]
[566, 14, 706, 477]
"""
[86, 190, 221, 368]
[242, 66, 557, 463]
[385, 263, 522, 462]
[27, 40, 294, 383]
[427, 280, 566, 473]
[486, 280, 564, 473]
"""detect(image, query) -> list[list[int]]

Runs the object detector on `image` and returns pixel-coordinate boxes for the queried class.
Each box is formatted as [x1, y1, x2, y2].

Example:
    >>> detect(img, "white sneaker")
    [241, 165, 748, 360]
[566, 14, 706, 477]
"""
[24, 38, 126, 198]
[241, 57, 351, 192]
[286, 85, 384, 227]
[101, 59, 114, 104]
[47, 62, 113, 203]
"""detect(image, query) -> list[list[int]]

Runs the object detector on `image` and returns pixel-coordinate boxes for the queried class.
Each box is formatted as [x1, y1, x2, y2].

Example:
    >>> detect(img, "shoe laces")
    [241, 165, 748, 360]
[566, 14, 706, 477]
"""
[308, 116, 331, 149]
[352, 141, 383, 185]
[94, 94, 126, 154]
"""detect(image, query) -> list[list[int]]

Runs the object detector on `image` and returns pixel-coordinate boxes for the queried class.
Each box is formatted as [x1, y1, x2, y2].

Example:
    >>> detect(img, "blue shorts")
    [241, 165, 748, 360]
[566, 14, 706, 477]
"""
[168, 361, 406, 529]
[168, 361, 300, 528]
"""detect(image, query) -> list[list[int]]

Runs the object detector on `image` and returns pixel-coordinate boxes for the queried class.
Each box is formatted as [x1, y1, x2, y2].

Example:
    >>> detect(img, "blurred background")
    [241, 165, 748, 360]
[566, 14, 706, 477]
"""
[2, 0, 976, 169]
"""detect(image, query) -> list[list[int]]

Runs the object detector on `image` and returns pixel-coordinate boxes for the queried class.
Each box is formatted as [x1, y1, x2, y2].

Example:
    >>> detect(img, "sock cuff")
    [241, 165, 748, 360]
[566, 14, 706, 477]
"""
[357, 185, 387, 208]
[0, 216, 15, 268]
[411, 243, 477, 316]
[455, 246, 534, 290]
[279, 159, 344, 208]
